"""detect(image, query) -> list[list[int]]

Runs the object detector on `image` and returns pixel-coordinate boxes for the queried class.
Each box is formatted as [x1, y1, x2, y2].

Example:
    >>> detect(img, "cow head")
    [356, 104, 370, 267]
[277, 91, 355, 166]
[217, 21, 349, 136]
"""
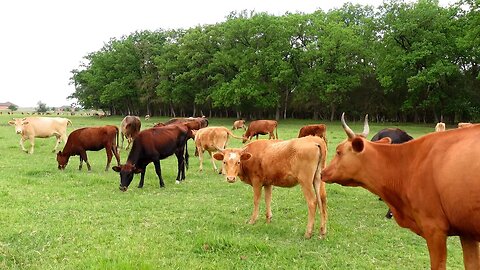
[56, 151, 70, 170]
[112, 164, 143, 191]
[322, 113, 370, 187]
[213, 149, 251, 183]
[8, 118, 29, 134]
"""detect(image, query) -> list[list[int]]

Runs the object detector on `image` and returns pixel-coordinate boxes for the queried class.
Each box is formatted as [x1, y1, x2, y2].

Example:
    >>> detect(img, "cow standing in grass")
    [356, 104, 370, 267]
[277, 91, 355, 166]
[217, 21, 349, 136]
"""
[120, 116, 141, 150]
[214, 136, 328, 239]
[56, 125, 120, 171]
[242, 120, 278, 143]
[8, 117, 72, 154]
[112, 124, 191, 191]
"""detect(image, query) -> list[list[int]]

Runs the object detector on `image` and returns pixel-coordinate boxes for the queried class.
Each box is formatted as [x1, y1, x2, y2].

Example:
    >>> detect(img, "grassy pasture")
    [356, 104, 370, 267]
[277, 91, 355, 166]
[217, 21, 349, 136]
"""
[0, 114, 464, 269]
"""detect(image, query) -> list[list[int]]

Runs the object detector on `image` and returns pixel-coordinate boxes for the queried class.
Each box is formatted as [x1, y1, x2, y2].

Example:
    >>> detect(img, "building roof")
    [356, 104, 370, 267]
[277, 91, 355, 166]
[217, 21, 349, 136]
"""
[0, 102, 17, 107]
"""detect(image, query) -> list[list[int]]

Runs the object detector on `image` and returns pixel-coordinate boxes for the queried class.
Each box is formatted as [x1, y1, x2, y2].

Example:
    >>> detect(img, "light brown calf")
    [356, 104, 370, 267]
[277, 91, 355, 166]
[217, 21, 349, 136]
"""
[232, 119, 246, 130]
[214, 136, 328, 239]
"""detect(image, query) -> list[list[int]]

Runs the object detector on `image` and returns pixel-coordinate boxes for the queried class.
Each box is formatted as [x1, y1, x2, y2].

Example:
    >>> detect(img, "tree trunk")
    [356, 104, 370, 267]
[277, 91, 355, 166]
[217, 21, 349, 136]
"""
[275, 104, 280, 121]
[329, 104, 336, 121]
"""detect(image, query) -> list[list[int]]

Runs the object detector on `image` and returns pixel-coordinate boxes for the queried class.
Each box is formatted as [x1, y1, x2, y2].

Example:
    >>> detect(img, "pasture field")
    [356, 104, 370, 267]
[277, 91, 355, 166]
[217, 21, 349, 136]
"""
[0, 114, 463, 269]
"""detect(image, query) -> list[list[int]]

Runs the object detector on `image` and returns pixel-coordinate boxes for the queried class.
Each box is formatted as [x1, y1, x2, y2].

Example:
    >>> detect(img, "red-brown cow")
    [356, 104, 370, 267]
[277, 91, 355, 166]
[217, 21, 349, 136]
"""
[322, 113, 480, 269]
[57, 125, 120, 171]
[112, 124, 190, 191]
[298, 124, 328, 144]
[213, 136, 328, 239]
[242, 120, 278, 143]
[120, 116, 141, 150]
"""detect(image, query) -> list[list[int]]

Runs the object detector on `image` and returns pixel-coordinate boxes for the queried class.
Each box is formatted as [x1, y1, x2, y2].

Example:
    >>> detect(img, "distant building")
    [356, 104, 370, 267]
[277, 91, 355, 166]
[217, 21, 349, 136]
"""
[0, 102, 17, 110]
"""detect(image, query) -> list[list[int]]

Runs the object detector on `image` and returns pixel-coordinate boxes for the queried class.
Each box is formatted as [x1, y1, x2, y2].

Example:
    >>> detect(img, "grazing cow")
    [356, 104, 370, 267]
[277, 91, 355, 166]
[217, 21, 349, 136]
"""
[435, 122, 446, 132]
[193, 126, 243, 172]
[371, 128, 414, 219]
[8, 117, 72, 154]
[120, 116, 141, 150]
[298, 124, 328, 144]
[322, 113, 480, 269]
[458, 122, 473, 128]
[57, 125, 120, 171]
[232, 119, 246, 130]
[213, 136, 328, 239]
[112, 124, 190, 191]
[242, 120, 278, 143]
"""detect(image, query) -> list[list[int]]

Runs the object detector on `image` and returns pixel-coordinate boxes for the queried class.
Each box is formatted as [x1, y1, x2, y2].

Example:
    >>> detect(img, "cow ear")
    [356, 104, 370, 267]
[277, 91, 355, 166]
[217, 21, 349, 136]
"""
[8, 121, 14, 125]
[133, 167, 143, 174]
[213, 152, 224, 161]
[374, 137, 392, 144]
[112, 166, 121, 172]
[240, 152, 252, 161]
[22, 121, 29, 125]
[57, 151, 62, 155]
[351, 137, 365, 153]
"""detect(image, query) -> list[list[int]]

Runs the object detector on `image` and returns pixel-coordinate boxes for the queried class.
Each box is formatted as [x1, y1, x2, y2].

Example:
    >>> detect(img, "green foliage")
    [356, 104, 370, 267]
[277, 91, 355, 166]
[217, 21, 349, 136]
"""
[36, 101, 48, 113]
[8, 104, 17, 111]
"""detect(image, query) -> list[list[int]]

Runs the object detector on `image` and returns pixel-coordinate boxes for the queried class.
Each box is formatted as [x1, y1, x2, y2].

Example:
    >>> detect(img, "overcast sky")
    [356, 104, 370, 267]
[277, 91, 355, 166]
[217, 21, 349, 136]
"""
[0, 0, 454, 108]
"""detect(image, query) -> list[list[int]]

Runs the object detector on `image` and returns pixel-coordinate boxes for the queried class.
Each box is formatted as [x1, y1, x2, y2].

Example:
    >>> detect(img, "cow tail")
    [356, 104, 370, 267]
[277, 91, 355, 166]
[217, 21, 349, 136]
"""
[275, 124, 279, 139]
[228, 130, 244, 140]
[115, 126, 120, 151]
[313, 142, 325, 217]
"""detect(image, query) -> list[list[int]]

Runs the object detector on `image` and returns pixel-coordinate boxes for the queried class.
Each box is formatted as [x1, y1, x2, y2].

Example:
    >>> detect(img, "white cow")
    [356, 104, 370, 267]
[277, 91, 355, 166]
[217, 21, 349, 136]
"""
[8, 117, 72, 154]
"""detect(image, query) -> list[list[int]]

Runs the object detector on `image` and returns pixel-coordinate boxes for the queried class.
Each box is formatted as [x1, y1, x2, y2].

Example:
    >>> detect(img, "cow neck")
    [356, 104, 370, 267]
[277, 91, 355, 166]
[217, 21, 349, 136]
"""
[358, 142, 414, 210]
[126, 143, 143, 167]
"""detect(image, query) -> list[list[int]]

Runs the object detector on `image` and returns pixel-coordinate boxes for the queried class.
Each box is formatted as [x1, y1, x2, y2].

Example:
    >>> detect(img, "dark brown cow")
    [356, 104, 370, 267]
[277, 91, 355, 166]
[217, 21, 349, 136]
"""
[298, 124, 328, 144]
[56, 125, 120, 171]
[120, 116, 141, 150]
[112, 124, 190, 191]
[213, 136, 328, 239]
[242, 120, 278, 143]
[322, 113, 480, 269]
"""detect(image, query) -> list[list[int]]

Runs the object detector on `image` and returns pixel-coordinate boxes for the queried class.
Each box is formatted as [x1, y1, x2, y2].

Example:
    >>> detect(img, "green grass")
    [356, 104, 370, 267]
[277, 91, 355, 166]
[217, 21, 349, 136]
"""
[0, 114, 463, 269]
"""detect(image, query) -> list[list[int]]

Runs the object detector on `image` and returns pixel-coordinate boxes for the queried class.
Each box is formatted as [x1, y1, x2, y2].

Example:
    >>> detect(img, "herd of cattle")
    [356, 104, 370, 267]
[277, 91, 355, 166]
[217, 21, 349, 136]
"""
[6, 115, 480, 269]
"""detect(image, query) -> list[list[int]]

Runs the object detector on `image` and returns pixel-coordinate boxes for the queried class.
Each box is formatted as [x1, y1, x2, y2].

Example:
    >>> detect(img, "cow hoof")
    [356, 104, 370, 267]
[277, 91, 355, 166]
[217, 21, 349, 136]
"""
[175, 180, 181, 184]
[137, 185, 143, 188]
[304, 232, 313, 239]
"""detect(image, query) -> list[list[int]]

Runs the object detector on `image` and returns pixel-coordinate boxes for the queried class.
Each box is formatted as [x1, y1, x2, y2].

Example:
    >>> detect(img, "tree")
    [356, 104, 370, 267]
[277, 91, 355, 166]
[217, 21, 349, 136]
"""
[36, 101, 48, 113]
[8, 104, 18, 111]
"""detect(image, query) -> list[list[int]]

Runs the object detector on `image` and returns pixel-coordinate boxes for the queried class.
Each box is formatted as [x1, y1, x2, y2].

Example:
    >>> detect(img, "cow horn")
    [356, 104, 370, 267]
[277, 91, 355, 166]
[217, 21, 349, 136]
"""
[341, 112, 355, 139]
[361, 114, 370, 137]
[213, 145, 225, 153]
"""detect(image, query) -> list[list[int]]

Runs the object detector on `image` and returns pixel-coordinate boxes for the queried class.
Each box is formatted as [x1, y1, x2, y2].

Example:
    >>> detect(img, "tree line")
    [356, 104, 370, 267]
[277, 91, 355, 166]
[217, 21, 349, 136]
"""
[69, 0, 479, 123]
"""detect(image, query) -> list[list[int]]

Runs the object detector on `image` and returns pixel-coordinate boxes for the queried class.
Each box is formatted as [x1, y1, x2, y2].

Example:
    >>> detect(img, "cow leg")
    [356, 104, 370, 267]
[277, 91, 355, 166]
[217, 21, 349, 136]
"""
[208, 151, 218, 172]
[126, 138, 132, 150]
[248, 183, 262, 224]
[300, 183, 317, 239]
[79, 151, 91, 171]
[52, 135, 62, 153]
[424, 230, 447, 270]
[153, 161, 165, 188]
[460, 236, 480, 269]
[138, 168, 146, 188]
[19, 137, 28, 153]
[198, 147, 204, 172]
[121, 133, 125, 149]
[79, 156, 83, 170]
[175, 151, 185, 184]
[105, 147, 113, 171]
[112, 145, 121, 166]
[314, 178, 328, 239]
[264, 185, 273, 223]
[28, 136, 35, 154]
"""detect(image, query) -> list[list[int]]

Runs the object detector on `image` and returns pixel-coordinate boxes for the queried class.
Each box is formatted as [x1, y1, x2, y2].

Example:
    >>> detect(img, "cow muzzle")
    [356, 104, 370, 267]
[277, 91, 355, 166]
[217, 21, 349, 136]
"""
[119, 185, 128, 192]
[16, 130, 22, 134]
[226, 176, 237, 183]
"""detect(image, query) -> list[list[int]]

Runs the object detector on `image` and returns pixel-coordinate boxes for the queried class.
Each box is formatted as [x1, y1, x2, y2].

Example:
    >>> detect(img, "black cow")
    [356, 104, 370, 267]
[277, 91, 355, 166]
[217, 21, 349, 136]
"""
[112, 124, 191, 191]
[371, 128, 413, 219]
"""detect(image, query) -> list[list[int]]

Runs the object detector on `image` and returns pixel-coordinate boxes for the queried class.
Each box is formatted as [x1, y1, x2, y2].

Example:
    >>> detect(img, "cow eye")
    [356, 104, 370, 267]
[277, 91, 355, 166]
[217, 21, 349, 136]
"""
[223, 161, 226, 164]
[336, 150, 341, 156]
[236, 161, 240, 165]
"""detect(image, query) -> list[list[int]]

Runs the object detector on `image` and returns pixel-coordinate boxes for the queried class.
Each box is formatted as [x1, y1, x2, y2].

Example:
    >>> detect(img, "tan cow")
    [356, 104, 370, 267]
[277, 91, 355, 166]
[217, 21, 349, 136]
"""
[193, 126, 243, 172]
[242, 120, 278, 143]
[435, 122, 446, 132]
[120, 116, 141, 150]
[8, 117, 72, 154]
[458, 122, 473, 128]
[213, 136, 328, 239]
[232, 119, 246, 130]
[322, 113, 480, 269]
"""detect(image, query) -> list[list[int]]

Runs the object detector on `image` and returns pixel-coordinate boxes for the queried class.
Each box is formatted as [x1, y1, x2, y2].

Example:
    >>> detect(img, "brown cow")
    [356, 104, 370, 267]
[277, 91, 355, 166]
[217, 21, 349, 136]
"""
[242, 120, 278, 143]
[56, 125, 120, 171]
[322, 113, 480, 269]
[232, 119, 246, 130]
[8, 117, 72, 154]
[213, 136, 328, 239]
[193, 126, 243, 172]
[120, 116, 141, 150]
[112, 124, 190, 191]
[298, 124, 328, 144]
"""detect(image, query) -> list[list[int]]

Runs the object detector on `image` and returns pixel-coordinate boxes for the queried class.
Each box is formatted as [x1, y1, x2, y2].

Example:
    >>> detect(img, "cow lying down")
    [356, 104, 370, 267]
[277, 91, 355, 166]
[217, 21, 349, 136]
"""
[214, 136, 328, 239]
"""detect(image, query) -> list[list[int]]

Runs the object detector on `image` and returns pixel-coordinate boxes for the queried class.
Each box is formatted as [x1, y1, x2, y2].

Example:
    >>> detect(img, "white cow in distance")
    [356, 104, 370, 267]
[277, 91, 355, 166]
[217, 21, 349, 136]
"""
[8, 117, 72, 154]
